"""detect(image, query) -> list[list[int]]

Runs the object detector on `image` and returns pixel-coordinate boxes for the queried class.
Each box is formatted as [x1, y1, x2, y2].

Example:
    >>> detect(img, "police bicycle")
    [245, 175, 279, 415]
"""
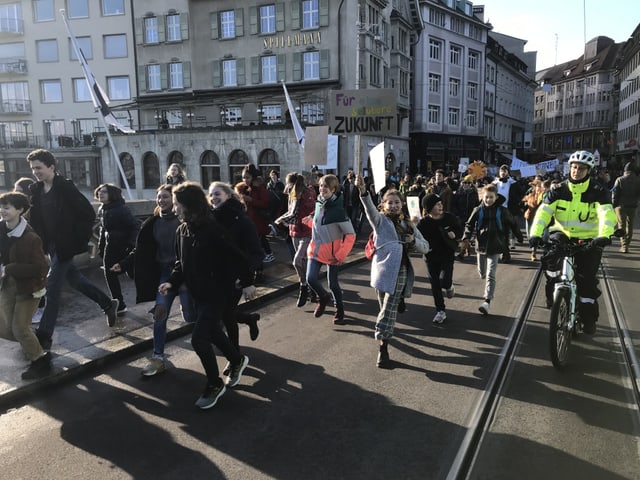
[544, 234, 618, 370]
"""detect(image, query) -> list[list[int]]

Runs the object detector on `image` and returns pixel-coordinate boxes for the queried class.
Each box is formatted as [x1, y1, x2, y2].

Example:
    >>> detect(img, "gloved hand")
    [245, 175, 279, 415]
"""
[529, 236, 543, 248]
[592, 236, 611, 247]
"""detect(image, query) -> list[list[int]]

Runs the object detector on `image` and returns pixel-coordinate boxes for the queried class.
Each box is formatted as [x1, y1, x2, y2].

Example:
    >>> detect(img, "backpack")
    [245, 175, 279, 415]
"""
[365, 231, 376, 260]
[477, 206, 502, 233]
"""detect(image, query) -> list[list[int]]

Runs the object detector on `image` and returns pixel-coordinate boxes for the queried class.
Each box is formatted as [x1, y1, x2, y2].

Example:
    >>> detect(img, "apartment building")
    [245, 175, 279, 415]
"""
[0, 0, 136, 189]
[615, 23, 640, 166]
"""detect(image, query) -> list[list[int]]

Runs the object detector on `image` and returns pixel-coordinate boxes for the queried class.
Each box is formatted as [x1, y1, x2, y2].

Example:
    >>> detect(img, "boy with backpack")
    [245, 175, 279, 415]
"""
[461, 184, 523, 315]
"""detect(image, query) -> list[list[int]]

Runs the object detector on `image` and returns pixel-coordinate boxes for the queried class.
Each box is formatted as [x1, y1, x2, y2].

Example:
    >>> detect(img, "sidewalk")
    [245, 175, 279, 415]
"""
[0, 233, 368, 409]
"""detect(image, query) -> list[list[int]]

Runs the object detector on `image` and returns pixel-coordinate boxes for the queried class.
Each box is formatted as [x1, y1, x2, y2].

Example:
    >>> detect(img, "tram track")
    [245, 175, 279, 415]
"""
[447, 253, 640, 480]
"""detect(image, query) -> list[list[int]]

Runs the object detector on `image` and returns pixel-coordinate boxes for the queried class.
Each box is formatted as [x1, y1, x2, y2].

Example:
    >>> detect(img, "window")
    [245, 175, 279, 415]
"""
[468, 51, 479, 70]
[448, 108, 459, 126]
[69, 36, 92, 60]
[144, 17, 158, 43]
[200, 150, 221, 186]
[370, 55, 381, 86]
[168, 63, 183, 89]
[428, 105, 440, 124]
[166, 14, 181, 41]
[222, 59, 237, 86]
[467, 82, 477, 100]
[142, 152, 160, 188]
[428, 73, 440, 94]
[220, 11, 235, 38]
[449, 78, 460, 97]
[102, 0, 124, 16]
[147, 64, 161, 91]
[73, 78, 91, 102]
[301, 102, 324, 124]
[399, 70, 409, 96]
[222, 106, 242, 125]
[67, 0, 88, 18]
[260, 5, 276, 34]
[34, 0, 54, 21]
[0, 81, 30, 113]
[104, 34, 127, 58]
[36, 39, 58, 62]
[303, 51, 319, 80]
[40, 79, 62, 103]
[429, 39, 441, 61]
[302, 0, 319, 29]
[261, 55, 277, 84]
[119, 152, 135, 188]
[0, 4, 23, 34]
[261, 104, 281, 125]
[450, 17, 464, 34]
[466, 110, 477, 127]
[428, 9, 445, 27]
[107, 76, 129, 100]
[450, 45, 461, 65]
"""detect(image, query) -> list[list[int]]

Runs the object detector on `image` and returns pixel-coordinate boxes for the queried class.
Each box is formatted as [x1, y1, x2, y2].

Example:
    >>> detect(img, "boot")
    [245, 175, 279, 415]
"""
[22, 352, 52, 380]
[297, 284, 309, 308]
[247, 313, 260, 341]
[376, 340, 390, 368]
[333, 304, 345, 325]
[314, 294, 330, 318]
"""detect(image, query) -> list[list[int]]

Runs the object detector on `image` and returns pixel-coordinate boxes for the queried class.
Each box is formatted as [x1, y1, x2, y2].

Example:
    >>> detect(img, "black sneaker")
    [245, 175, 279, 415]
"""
[105, 298, 119, 327]
[21, 352, 52, 380]
[195, 382, 226, 409]
[225, 355, 249, 387]
[578, 302, 598, 335]
[247, 313, 260, 341]
[314, 294, 331, 317]
[296, 285, 309, 308]
[117, 300, 128, 316]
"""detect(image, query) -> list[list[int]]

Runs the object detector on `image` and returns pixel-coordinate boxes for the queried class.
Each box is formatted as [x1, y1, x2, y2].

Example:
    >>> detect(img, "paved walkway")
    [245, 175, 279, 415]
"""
[0, 233, 367, 409]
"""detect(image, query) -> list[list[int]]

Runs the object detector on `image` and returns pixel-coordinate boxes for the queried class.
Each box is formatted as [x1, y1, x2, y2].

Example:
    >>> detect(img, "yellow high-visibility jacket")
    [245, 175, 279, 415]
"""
[530, 178, 617, 240]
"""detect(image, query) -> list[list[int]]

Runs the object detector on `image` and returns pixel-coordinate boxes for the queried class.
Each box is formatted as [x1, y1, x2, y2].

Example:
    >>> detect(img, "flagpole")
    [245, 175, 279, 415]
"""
[60, 9, 134, 199]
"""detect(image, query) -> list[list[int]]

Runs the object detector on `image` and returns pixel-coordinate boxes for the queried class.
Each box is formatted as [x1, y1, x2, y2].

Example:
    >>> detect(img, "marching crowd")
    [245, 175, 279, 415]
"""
[1, 148, 638, 410]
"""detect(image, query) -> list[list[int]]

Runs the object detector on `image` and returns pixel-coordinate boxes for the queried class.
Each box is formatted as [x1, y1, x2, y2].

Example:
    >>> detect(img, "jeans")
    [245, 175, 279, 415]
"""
[191, 300, 242, 385]
[477, 253, 500, 301]
[152, 265, 195, 357]
[37, 253, 112, 339]
[426, 257, 454, 311]
[306, 258, 343, 306]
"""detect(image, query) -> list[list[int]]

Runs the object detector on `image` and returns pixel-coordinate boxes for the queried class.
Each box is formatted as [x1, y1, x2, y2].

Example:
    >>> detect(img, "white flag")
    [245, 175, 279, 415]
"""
[282, 82, 305, 148]
[61, 10, 134, 133]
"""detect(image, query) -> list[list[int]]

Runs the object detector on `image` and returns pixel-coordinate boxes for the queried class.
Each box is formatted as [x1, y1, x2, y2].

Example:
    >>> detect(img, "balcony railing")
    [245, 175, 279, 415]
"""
[0, 58, 26, 74]
[0, 99, 31, 113]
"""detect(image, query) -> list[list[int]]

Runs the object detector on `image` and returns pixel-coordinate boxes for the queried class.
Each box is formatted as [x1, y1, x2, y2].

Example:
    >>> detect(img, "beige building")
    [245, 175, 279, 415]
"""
[0, 0, 136, 189]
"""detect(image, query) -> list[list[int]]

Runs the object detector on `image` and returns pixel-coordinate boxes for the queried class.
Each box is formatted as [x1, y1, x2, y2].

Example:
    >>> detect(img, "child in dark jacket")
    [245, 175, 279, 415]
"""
[417, 194, 463, 324]
[462, 184, 523, 315]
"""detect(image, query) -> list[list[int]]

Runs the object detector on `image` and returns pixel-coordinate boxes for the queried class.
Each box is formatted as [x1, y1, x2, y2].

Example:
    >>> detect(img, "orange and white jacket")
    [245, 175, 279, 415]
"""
[304, 192, 355, 265]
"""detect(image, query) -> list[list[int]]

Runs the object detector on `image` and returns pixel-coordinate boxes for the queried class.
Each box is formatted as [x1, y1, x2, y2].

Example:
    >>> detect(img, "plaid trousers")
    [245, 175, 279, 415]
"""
[375, 264, 407, 340]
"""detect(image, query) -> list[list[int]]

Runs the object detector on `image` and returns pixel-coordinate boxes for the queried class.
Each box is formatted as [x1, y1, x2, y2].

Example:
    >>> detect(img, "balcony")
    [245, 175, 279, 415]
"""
[0, 17, 23, 35]
[0, 99, 32, 114]
[0, 58, 26, 74]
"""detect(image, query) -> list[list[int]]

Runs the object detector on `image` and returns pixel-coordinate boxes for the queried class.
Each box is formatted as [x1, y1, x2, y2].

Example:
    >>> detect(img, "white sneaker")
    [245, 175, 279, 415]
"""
[479, 302, 490, 315]
[432, 310, 447, 324]
[445, 286, 455, 299]
[141, 356, 166, 376]
[262, 253, 275, 263]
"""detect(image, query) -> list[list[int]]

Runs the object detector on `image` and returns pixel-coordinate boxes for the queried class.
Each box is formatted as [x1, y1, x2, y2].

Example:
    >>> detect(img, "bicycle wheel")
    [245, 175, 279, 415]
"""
[549, 287, 572, 370]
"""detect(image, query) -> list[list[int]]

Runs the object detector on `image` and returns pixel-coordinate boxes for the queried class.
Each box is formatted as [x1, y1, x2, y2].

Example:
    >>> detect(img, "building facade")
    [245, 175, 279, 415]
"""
[614, 23, 640, 167]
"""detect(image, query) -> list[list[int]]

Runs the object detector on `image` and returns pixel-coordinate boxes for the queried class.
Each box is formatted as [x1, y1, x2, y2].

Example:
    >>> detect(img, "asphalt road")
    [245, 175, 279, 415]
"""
[1, 252, 638, 479]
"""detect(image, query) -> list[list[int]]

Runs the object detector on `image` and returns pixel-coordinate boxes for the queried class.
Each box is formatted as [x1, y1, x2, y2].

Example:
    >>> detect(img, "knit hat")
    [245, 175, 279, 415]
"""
[462, 175, 474, 183]
[422, 193, 441, 213]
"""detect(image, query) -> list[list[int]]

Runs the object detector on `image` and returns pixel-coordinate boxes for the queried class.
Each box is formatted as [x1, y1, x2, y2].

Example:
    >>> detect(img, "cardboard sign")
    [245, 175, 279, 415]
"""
[328, 89, 397, 136]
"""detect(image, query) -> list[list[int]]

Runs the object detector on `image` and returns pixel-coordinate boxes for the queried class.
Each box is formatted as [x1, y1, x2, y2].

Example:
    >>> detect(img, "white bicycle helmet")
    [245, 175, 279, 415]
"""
[568, 150, 595, 169]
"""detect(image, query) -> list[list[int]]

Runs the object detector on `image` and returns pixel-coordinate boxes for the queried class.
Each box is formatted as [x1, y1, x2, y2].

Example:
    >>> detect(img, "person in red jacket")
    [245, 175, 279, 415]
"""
[274, 172, 317, 307]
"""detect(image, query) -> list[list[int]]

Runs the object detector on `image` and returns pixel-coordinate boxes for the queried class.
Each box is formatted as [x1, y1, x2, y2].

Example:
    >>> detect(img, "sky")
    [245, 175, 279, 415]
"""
[477, 0, 638, 71]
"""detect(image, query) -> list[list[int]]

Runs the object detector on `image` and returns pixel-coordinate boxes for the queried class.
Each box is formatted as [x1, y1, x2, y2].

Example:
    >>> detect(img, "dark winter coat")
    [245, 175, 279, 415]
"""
[612, 171, 640, 208]
[167, 212, 251, 303]
[416, 212, 462, 261]
[97, 198, 139, 269]
[0, 219, 49, 295]
[211, 197, 263, 276]
[453, 186, 480, 223]
[28, 175, 96, 261]
[464, 203, 522, 255]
